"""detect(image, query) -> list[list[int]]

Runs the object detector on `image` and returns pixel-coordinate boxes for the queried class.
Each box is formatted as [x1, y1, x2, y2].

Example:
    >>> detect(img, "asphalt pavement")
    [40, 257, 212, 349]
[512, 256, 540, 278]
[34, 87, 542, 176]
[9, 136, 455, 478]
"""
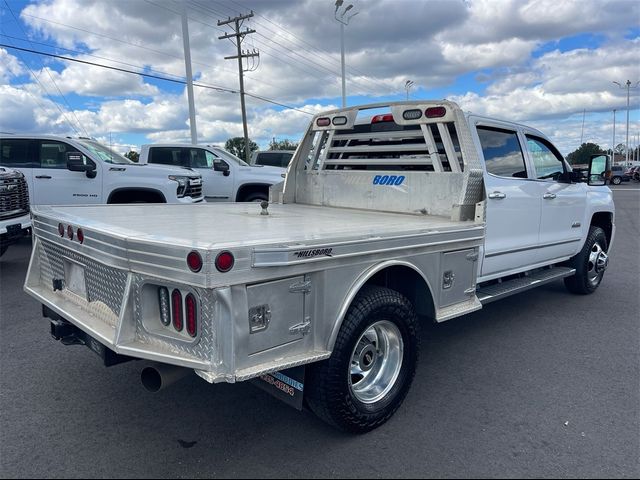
[1, 186, 639, 478]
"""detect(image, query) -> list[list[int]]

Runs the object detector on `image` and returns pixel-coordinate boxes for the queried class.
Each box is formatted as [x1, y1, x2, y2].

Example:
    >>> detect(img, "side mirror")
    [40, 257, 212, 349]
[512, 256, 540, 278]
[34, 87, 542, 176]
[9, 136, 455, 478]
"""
[588, 154, 610, 186]
[214, 161, 230, 177]
[67, 152, 97, 178]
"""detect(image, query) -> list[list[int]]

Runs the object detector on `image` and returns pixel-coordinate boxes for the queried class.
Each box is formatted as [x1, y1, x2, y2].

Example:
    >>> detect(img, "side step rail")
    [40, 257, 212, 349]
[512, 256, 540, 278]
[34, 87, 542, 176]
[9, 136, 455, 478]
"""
[477, 267, 576, 305]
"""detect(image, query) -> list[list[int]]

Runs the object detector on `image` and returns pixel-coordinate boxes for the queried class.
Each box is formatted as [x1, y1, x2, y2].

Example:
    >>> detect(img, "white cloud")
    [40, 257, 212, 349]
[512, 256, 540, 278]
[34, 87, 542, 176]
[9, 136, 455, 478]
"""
[2, 0, 637, 156]
[0, 49, 25, 83]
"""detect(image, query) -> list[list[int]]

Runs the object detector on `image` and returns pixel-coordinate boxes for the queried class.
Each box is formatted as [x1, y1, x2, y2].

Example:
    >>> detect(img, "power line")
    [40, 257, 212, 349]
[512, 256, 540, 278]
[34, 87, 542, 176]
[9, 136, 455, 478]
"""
[190, 0, 389, 95]
[3, 1, 89, 137]
[0, 43, 314, 115]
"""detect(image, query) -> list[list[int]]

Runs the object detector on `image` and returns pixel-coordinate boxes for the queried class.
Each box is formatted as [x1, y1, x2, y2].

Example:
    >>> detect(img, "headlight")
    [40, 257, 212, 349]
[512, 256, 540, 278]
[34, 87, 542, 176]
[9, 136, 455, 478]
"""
[169, 175, 189, 198]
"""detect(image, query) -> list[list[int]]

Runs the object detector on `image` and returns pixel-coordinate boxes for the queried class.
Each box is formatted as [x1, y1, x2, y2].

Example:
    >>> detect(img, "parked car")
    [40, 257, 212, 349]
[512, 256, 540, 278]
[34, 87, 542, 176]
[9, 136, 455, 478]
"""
[0, 135, 204, 205]
[140, 144, 286, 202]
[629, 166, 640, 181]
[609, 165, 631, 185]
[250, 150, 294, 169]
[0, 166, 31, 257]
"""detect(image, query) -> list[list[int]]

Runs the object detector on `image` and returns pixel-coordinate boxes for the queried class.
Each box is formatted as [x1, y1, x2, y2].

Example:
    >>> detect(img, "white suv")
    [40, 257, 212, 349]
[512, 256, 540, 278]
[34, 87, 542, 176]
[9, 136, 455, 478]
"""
[0, 166, 31, 257]
[0, 135, 204, 205]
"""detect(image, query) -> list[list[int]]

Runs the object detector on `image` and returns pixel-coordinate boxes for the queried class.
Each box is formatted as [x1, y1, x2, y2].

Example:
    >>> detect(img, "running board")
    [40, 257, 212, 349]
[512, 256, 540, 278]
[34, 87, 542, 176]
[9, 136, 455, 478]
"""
[477, 267, 576, 305]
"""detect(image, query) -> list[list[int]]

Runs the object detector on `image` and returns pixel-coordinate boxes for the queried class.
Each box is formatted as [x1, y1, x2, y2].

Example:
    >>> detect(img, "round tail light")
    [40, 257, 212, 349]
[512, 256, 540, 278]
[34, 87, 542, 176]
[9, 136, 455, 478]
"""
[187, 251, 203, 272]
[215, 251, 234, 272]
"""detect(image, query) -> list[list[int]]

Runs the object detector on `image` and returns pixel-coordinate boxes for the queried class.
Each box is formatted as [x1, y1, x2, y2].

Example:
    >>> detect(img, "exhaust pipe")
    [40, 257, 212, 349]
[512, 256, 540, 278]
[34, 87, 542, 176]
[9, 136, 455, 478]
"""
[141, 363, 192, 393]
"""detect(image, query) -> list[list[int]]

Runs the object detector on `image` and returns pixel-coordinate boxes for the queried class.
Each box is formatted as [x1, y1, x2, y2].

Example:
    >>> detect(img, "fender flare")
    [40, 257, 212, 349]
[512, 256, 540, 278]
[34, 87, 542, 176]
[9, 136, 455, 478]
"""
[326, 259, 435, 351]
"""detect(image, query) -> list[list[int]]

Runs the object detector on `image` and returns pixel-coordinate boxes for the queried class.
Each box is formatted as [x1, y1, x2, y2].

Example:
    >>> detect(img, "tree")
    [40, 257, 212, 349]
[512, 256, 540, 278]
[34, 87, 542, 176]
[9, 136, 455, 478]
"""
[225, 137, 258, 161]
[566, 142, 605, 165]
[269, 138, 298, 151]
[124, 150, 139, 162]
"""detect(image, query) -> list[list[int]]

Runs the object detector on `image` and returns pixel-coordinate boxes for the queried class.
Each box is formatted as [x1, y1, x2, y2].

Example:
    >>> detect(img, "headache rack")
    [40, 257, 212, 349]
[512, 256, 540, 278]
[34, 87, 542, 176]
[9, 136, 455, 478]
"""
[287, 101, 485, 220]
[322, 121, 464, 173]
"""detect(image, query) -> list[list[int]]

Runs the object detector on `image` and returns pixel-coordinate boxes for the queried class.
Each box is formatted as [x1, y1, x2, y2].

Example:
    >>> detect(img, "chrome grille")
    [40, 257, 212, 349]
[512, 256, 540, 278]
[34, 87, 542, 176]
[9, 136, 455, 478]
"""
[39, 240, 128, 323]
[0, 173, 29, 220]
[186, 177, 202, 199]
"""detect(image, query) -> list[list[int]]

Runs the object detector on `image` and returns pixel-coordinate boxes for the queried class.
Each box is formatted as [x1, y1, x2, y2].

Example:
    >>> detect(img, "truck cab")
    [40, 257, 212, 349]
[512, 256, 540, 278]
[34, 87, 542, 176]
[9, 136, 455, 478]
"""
[140, 144, 286, 202]
[0, 135, 204, 205]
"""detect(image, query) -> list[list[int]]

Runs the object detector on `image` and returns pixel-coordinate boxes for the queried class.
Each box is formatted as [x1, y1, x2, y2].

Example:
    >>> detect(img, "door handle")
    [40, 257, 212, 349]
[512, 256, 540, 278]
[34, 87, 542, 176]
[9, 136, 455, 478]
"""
[488, 192, 506, 200]
[35, 175, 52, 179]
[543, 193, 557, 199]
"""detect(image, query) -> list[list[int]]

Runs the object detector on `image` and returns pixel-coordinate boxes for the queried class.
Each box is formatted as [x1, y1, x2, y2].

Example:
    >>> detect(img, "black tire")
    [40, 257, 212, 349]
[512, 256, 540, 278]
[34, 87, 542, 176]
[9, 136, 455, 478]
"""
[611, 176, 622, 185]
[564, 226, 609, 295]
[305, 285, 419, 433]
[243, 192, 268, 202]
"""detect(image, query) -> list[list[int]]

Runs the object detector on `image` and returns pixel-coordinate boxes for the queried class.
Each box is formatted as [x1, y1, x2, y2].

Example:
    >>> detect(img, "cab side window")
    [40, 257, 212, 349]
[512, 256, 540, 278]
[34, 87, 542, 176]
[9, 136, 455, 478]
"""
[188, 148, 209, 168]
[477, 126, 528, 178]
[526, 136, 565, 181]
[149, 147, 182, 166]
[205, 151, 217, 168]
[38, 140, 81, 169]
[0, 139, 36, 167]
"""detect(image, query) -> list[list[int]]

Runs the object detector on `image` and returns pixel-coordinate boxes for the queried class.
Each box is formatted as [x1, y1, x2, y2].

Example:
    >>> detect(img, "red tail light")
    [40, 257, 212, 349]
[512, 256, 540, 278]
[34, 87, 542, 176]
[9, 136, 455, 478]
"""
[67, 225, 74, 240]
[185, 294, 197, 337]
[425, 106, 446, 118]
[316, 117, 331, 127]
[372, 114, 394, 124]
[215, 251, 234, 272]
[77, 228, 84, 244]
[171, 289, 183, 332]
[187, 251, 203, 272]
[58, 223, 65, 237]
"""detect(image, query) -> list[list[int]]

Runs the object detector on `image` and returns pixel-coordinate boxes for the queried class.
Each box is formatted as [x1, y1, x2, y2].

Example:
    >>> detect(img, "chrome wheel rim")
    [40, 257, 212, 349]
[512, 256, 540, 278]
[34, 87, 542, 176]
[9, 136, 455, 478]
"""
[587, 242, 608, 286]
[349, 320, 404, 404]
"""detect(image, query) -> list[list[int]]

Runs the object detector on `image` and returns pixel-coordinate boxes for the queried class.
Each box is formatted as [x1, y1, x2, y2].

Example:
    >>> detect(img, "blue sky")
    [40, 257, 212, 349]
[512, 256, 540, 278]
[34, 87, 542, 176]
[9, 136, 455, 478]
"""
[1, 0, 639, 157]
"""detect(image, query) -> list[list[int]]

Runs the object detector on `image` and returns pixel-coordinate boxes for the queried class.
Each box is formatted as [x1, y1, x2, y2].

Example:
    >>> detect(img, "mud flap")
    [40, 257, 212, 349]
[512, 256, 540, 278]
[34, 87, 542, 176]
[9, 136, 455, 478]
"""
[250, 366, 305, 410]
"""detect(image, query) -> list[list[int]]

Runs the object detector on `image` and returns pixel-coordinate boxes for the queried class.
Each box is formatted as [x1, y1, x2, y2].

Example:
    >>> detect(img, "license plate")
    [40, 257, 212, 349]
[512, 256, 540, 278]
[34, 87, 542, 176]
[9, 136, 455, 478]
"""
[63, 259, 88, 300]
[6, 223, 21, 237]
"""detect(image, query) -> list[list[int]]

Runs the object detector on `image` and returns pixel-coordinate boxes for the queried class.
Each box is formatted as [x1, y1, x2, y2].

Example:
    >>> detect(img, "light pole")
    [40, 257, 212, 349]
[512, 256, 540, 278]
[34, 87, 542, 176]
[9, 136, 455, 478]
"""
[613, 80, 640, 164]
[612, 109, 616, 162]
[405, 80, 414, 101]
[334, 0, 359, 108]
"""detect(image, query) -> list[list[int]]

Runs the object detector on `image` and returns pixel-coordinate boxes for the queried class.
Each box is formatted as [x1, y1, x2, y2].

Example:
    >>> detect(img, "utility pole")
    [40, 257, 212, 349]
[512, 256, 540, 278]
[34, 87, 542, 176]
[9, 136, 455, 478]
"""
[580, 109, 585, 145]
[218, 12, 259, 162]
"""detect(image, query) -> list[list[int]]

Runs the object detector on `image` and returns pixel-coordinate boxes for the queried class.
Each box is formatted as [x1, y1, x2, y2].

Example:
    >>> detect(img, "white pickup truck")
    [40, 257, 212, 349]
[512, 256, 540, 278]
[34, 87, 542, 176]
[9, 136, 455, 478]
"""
[139, 144, 286, 202]
[24, 101, 614, 432]
[0, 166, 31, 257]
[0, 135, 204, 205]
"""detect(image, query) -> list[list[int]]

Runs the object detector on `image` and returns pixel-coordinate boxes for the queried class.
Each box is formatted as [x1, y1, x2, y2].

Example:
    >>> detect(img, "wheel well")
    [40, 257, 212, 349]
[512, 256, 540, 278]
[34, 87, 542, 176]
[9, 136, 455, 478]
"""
[591, 212, 613, 247]
[235, 184, 270, 202]
[366, 265, 435, 321]
[108, 188, 166, 204]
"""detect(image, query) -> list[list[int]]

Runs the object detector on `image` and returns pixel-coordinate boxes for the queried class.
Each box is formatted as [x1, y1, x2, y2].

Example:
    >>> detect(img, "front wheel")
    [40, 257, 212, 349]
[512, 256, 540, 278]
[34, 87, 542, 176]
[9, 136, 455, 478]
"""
[564, 226, 609, 294]
[611, 176, 622, 185]
[305, 286, 419, 433]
